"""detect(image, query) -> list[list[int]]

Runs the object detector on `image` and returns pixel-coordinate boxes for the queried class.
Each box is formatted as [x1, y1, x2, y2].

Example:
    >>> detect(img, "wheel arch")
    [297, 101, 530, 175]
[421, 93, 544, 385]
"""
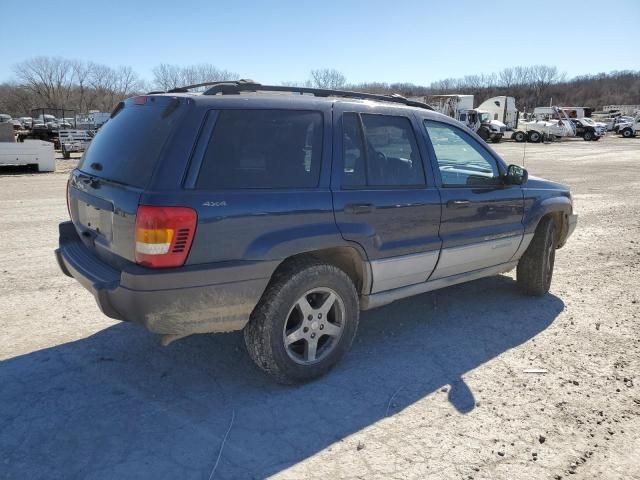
[524, 199, 572, 248]
[265, 245, 372, 298]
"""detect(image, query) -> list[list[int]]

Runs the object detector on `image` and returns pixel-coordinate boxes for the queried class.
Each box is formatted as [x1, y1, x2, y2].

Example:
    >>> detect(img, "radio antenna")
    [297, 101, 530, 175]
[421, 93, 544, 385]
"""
[521, 108, 527, 168]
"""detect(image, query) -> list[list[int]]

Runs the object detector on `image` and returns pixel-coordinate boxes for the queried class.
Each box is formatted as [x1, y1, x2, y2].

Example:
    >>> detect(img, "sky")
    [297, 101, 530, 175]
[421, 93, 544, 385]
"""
[1, 0, 639, 86]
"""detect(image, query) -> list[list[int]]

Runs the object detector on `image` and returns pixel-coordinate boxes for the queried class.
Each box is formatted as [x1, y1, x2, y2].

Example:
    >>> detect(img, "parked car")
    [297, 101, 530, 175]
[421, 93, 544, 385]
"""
[55, 83, 578, 383]
[569, 118, 605, 141]
[18, 117, 33, 129]
[613, 116, 634, 133]
[615, 114, 639, 138]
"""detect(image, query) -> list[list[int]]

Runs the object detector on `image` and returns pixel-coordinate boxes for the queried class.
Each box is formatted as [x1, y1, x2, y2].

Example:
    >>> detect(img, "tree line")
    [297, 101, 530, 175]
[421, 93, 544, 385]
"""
[1, 56, 638, 117]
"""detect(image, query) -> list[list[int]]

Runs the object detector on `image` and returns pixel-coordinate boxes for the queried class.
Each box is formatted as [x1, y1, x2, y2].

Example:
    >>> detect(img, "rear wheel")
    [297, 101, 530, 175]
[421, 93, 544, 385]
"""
[513, 131, 526, 143]
[244, 257, 359, 383]
[517, 217, 557, 296]
[622, 128, 634, 138]
[528, 131, 541, 143]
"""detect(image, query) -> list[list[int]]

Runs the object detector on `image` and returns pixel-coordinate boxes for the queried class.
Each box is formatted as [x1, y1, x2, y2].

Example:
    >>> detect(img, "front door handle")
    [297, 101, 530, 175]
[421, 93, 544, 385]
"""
[345, 203, 374, 214]
[447, 200, 471, 208]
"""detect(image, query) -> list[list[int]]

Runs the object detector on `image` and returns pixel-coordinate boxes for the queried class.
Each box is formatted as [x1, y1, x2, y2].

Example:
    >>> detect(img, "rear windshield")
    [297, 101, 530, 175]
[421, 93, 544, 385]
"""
[196, 110, 323, 190]
[78, 99, 182, 188]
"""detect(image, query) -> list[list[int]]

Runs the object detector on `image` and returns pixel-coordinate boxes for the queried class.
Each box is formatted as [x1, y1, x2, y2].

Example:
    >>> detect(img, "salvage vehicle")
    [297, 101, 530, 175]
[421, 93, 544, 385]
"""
[56, 82, 578, 383]
[569, 118, 605, 141]
[511, 107, 575, 142]
[616, 114, 639, 138]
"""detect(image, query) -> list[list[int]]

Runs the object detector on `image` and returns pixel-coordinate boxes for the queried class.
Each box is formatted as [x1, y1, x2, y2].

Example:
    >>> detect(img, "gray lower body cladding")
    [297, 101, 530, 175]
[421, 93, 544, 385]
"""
[55, 222, 275, 334]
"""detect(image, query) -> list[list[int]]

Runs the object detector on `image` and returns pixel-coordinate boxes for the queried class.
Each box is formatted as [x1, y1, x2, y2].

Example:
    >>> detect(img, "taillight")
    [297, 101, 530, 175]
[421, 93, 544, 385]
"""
[134, 205, 197, 268]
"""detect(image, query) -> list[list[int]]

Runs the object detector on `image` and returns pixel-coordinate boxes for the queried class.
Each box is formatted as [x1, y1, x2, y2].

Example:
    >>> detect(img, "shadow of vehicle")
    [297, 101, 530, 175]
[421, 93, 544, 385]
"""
[0, 275, 564, 479]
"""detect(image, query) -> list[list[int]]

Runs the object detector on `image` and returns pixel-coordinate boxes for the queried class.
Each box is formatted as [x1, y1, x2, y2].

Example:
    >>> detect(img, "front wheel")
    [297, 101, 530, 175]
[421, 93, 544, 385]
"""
[517, 217, 557, 296]
[244, 257, 359, 383]
[583, 131, 594, 141]
[491, 134, 503, 143]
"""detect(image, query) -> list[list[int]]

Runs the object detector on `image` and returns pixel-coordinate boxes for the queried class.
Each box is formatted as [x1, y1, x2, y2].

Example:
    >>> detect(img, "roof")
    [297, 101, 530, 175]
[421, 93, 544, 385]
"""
[150, 80, 434, 112]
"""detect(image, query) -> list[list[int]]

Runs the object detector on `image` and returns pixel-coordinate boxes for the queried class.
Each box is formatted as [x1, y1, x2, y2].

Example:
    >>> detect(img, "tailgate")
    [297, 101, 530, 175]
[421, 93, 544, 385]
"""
[69, 171, 142, 265]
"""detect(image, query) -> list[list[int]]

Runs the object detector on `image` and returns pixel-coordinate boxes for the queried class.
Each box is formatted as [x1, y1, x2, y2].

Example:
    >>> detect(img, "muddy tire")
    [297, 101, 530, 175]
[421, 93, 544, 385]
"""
[244, 257, 359, 384]
[517, 217, 557, 296]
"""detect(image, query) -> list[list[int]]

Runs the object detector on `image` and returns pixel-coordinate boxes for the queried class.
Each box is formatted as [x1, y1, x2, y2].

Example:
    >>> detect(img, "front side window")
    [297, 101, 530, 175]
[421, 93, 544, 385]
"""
[424, 120, 501, 187]
[196, 110, 323, 190]
[341, 113, 425, 188]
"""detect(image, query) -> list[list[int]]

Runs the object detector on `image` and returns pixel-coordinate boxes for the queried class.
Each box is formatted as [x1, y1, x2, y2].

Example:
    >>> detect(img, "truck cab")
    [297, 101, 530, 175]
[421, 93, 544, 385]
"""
[464, 109, 506, 143]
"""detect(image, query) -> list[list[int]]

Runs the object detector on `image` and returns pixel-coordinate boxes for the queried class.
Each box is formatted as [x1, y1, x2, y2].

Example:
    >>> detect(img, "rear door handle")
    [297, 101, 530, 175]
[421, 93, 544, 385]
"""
[345, 203, 374, 214]
[447, 200, 471, 208]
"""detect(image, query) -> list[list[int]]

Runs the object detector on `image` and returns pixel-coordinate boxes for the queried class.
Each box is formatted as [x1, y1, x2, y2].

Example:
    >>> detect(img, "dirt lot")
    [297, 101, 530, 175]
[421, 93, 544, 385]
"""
[1, 136, 639, 480]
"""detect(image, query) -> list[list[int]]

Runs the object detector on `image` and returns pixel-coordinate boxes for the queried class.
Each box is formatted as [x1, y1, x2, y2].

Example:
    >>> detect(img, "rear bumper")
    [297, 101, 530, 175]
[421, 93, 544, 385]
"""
[55, 222, 275, 334]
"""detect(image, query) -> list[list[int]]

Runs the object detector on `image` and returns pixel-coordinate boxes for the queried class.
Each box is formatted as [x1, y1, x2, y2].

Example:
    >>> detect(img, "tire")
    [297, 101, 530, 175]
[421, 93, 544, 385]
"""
[513, 131, 526, 143]
[528, 131, 541, 143]
[244, 257, 359, 383]
[491, 134, 503, 143]
[621, 128, 633, 138]
[517, 217, 557, 296]
[63, 149, 71, 159]
[478, 127, 490, 141]
[583, 131, 594, 141]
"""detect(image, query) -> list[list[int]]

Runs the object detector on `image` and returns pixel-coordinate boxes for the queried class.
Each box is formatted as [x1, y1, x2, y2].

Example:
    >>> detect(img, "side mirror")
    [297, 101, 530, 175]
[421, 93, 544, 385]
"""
[505, 164, 528, 185]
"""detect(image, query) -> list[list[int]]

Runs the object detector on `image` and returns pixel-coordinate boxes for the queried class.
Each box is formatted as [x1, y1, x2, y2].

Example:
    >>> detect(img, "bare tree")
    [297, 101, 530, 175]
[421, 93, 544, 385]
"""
[13, 56, 75, 109]
[309, 69, 347, 89]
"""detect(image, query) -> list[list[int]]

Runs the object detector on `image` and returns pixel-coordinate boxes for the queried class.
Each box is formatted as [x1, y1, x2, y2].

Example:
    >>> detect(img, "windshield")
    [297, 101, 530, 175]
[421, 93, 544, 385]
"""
[480, 113, 491, 123]
[581, 118, 595, 125]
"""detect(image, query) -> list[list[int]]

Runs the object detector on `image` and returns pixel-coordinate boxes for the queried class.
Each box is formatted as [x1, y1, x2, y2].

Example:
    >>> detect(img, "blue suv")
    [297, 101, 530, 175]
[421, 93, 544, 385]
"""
[56, 81, 577, 383]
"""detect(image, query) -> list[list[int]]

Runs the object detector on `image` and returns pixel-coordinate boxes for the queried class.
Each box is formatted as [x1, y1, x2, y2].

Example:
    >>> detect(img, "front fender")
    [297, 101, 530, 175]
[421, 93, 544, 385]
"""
[523, 195, 572, 235]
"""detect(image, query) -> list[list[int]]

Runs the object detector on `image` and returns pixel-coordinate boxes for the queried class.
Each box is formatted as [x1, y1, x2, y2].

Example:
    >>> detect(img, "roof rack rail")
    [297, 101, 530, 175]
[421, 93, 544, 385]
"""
[165, 79, 258, 93]
[198, 81, 433, 111]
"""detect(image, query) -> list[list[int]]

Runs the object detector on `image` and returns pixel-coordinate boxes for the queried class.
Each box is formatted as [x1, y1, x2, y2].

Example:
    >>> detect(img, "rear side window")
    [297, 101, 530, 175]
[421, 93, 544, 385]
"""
[196, 110, 323, 190]
[78, 99, 182, 188]
[341, 113, 425, 188]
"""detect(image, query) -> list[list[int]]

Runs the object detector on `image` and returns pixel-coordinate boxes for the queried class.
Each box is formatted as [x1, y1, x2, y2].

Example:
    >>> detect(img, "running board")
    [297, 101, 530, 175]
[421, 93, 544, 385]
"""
[360, 261, 518, 310]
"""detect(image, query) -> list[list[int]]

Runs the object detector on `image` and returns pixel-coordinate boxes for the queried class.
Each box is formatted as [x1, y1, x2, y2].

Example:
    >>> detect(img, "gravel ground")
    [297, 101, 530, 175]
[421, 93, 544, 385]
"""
[0, 136, 639, 480]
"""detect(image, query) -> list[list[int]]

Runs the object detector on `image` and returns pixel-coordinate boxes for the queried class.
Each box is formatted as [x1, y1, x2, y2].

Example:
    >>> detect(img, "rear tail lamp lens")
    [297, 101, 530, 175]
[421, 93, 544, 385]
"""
[134, 205, 197, 268]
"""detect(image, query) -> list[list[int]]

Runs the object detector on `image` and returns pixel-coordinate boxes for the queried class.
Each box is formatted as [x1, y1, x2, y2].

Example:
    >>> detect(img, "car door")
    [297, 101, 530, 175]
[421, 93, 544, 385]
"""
[422, 119, 525, 280]
[332, 106, 442, 294]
